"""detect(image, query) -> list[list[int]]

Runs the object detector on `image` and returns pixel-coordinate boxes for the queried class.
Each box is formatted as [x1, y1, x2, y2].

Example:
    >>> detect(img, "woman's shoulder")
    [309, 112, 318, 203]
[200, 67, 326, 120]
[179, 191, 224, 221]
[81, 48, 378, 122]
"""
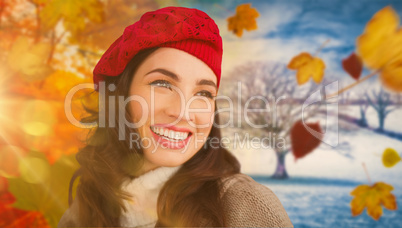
[219, 173, 294, 228]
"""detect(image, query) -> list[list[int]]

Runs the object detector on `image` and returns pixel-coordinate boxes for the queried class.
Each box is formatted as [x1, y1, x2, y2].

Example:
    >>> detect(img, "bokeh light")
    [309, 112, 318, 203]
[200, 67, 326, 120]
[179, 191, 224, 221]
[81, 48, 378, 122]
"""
[18, 156, 50, 184]
[20, 100, 57, 136]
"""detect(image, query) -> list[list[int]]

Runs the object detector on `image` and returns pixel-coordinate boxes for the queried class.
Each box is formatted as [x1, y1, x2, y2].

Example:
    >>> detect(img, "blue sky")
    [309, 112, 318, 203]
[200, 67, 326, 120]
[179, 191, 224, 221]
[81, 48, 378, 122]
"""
[171, 0, 402, 92]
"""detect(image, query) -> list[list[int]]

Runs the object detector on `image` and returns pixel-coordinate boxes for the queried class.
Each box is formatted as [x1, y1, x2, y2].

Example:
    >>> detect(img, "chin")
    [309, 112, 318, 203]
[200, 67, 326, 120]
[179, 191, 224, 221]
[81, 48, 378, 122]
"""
[144, 148, 195, 167]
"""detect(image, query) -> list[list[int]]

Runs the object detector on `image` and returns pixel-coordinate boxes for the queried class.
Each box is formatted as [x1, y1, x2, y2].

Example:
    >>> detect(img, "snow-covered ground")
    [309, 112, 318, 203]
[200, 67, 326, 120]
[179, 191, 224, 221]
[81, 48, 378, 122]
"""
[263, 180, 402, 228]
[220, 104, 402, 227]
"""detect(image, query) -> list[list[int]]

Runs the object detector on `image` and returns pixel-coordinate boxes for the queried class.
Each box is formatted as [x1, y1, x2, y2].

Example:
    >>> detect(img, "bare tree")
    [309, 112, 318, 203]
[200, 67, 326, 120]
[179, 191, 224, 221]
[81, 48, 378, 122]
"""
[365, 88, 399, 132]
[220, 61, 327, 179]
[357, 98, 369, 127]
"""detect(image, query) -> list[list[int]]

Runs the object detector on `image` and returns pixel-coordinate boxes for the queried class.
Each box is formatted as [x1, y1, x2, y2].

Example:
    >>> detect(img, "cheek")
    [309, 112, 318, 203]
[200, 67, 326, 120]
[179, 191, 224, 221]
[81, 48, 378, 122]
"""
[197, 112, 214, 130]
[191, 100, 215, 126]
[129, 89, 151, 125]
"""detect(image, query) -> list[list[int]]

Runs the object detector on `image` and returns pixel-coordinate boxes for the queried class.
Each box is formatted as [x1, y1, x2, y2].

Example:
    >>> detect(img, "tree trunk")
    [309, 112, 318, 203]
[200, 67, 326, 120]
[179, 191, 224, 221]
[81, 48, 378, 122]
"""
[378, 112, 385, 132]
[358, 106, 368, 127]
[272, 150, 289, 179]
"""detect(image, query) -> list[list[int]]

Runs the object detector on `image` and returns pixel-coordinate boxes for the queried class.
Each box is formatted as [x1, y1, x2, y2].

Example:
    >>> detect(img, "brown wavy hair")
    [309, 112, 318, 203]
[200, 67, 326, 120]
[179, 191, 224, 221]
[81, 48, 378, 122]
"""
[69, 47, 241, 227]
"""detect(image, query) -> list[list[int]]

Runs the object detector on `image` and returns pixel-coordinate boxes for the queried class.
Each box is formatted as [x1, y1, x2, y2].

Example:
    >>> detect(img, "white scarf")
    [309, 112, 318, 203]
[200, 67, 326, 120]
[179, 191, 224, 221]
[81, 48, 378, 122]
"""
[119, 166, 182, 227]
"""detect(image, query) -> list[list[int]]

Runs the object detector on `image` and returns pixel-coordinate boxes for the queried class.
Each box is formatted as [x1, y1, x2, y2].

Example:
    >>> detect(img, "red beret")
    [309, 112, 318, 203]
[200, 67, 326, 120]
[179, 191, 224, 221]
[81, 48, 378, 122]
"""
[93, 6, 223, 91]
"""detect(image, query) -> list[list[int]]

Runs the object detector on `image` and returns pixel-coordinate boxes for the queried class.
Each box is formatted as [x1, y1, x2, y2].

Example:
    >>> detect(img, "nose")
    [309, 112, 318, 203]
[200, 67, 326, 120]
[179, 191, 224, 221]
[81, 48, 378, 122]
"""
[164, 94, 195, 123]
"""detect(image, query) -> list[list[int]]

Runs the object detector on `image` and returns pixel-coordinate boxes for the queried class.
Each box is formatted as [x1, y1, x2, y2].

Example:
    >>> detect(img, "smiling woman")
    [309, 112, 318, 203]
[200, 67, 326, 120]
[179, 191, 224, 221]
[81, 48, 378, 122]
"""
[58, 6, 293, 228]
[129, 48, 218, 173]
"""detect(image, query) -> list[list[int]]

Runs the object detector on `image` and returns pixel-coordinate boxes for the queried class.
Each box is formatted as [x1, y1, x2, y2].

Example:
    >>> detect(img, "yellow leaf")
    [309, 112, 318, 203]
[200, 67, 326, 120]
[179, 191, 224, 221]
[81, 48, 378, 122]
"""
[382, 148, 401, 168]
[227, 3, 259, 37]
[380, 57, 402, 92]
[287, 52, 326, 85]
[350, 182, 397, 220]
[356, 6, 402, 92]
[7, 37, 53, 81]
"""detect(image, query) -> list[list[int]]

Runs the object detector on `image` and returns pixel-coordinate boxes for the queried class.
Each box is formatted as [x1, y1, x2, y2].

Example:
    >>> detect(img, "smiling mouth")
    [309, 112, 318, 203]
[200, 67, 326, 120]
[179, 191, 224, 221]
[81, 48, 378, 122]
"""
[150, 126, 192, 142]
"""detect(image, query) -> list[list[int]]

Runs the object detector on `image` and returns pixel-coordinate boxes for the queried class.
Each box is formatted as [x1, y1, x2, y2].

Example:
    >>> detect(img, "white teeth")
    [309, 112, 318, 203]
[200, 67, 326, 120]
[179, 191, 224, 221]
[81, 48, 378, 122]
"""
[151, 126, 190, 141]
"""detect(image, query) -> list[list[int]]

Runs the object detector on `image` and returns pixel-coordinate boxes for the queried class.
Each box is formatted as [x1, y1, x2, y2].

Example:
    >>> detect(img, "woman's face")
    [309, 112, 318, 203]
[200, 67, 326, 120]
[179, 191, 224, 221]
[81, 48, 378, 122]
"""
[129, 48, 217, 173]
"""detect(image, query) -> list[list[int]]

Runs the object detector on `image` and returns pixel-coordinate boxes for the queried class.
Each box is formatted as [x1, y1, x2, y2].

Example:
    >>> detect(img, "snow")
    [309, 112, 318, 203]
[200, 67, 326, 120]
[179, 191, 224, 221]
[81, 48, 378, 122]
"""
[221, 104, 402, 188]
[340, 105, 402, 133]
[220, 104, 402, 227]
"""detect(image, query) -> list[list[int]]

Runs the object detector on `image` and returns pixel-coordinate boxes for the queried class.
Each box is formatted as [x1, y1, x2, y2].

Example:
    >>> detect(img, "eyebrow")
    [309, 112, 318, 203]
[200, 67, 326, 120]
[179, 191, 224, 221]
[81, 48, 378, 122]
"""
[145, 68, 217, 90]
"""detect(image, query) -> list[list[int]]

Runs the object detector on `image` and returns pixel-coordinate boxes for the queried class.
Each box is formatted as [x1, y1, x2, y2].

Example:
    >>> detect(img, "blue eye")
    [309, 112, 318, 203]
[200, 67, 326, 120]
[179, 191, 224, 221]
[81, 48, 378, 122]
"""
[150, 80, 172, 90]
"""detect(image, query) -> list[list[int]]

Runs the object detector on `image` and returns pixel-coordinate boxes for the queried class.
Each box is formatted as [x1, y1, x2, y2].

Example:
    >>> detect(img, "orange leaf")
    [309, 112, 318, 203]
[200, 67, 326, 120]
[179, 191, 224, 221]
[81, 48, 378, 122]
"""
[227, 3, 259, 37]
[356, 6, 402, 92]
[287, 52, 326, 85]
[350, 182, 397, 220]
[290, 120, 323, 160]
[342, 52, 363, 80]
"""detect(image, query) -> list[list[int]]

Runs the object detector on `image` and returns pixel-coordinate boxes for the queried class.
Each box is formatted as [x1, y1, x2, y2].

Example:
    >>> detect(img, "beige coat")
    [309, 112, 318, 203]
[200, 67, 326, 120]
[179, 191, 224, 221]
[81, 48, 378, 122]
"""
[58, 173, 293, 227]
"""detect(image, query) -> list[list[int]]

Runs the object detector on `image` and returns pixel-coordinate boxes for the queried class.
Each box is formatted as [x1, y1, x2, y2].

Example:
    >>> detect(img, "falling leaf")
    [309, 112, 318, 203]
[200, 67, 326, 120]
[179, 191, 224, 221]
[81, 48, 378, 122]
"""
[7, 37, 53, 81]
[382, 148, 401, 168]
[290, 120, 323, 160]
[351, 182, 397, 220]
[8, 152, 79, 227]
[380, 59, 402, 92]
[288, 52, 326, 85]
[342, 52, 363, 80]
[356, 6, 402, 92]
[227, 3, 259, 37]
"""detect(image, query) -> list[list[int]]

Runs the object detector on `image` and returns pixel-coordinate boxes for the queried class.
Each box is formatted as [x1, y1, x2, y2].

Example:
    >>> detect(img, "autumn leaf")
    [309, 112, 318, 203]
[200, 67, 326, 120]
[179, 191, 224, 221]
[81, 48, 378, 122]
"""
[8, 152, 79, 227]
[40, 0, 104, 36]
[73, 0, 153, 50]
[288, 52, 326, 85]
[10, 70, 93, 101]
[227, 3, 259, 37]
[290, 120, 323, 160]
[356, 6, 402, 92]
[342, 52, 363, 80]
[0, 203, 50, 228]
[382, 148, 401, 168]
[351, 182, 397, 220]
[7, 37, 53, 81]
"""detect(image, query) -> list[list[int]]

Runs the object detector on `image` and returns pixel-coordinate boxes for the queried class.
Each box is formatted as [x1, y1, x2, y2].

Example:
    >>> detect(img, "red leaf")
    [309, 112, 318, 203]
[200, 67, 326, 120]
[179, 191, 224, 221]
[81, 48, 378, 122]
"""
[290, 120, 323, 160]
[342, 52, 363, 80]
[0, 207, 50, 228]
[0, 192, 15, 207]
[0, 179, 50, 227]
